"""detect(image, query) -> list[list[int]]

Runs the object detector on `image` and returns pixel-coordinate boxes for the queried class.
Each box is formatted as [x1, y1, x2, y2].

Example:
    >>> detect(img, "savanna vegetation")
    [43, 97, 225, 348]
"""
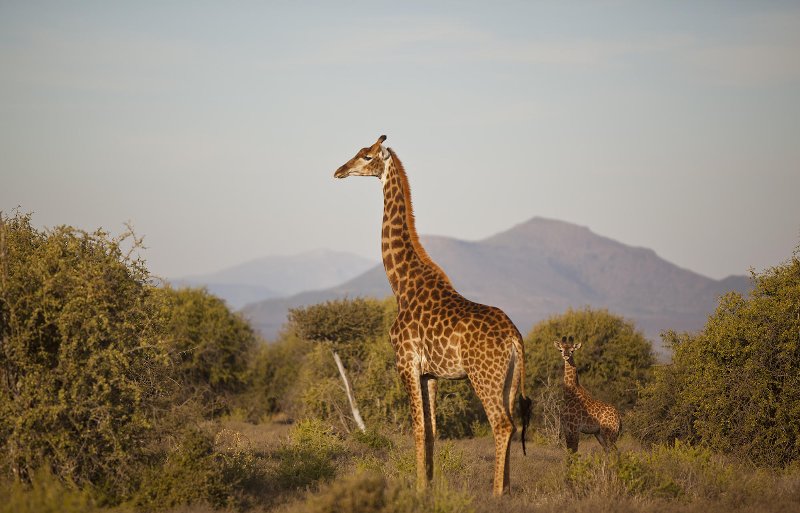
[1, 210, 799, 512]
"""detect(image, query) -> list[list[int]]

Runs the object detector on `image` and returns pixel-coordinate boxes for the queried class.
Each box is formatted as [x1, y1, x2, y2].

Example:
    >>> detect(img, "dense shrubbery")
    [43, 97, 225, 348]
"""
[524, 308, 655, 437]
[134, 427, 263, 510]
[259, 298, 487, 438]
[0, 213, 167, 497]
[151, 286, 257, 414]
[0, 212, 259, 503]
[628, 251, 800, 467]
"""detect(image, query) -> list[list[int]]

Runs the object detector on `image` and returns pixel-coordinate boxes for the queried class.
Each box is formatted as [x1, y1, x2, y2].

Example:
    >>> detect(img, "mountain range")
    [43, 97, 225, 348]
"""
[171, 249, 376, 309]
[236, 217, 751, 355]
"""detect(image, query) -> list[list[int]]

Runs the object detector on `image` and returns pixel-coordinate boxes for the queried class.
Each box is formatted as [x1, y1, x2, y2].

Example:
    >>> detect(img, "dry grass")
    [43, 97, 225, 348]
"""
[265, 423, 800, 513]
[4, 420, 798, 513]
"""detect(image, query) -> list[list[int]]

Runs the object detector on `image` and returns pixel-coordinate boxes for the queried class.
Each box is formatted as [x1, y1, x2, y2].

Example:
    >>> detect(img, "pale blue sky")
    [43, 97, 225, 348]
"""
[2, 1, 799, 280]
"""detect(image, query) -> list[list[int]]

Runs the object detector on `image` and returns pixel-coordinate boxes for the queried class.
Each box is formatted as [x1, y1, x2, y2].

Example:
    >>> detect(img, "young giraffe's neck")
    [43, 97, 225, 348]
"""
[381, 149, 452, 298]
[563, 358, 581, 392]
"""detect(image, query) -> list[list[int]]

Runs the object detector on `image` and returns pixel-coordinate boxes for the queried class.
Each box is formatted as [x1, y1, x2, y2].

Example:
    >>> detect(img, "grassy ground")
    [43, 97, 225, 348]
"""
[3, 418, 799, 513]
[225, 419, 800, 513]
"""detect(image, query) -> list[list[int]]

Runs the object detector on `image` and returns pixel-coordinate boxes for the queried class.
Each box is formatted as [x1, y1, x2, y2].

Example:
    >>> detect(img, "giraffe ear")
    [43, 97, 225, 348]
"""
[553, 340, 561, 350]
[574, 342, 582, 350]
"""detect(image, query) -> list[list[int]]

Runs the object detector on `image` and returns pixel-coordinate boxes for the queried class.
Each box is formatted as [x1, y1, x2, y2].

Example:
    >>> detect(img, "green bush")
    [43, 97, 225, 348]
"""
[352, 428, 395, 451]
[0, 213, 168, 498]
[273, 419, 345, 490]
[0, 212, 263, 504]
[151, 286, 257, 415]
[0, 469, 99, 513]
[564, 441, 732, 501]
[628, 249, 800, 466]
[525, 308, 655, 429]
[240, 333, 313, 420]
[134, 427, 262, 510]
[624, 332, 699, 445]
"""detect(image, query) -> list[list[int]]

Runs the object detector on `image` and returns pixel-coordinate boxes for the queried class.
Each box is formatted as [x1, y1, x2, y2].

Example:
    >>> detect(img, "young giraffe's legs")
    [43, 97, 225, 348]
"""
[598, 427, 618, 452]
[594, 431, 608, 451]
[400, 369, 433, 490]
[565, 429, 579, 452]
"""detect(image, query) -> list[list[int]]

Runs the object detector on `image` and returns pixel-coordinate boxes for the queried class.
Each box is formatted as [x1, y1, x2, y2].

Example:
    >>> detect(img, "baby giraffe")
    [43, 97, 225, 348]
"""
[554, 336, 620, 452]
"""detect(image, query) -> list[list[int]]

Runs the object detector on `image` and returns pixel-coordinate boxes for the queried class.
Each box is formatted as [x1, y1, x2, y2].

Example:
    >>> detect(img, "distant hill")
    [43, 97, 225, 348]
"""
[240, 218, 751, 355]
[171, 249, 376, 309]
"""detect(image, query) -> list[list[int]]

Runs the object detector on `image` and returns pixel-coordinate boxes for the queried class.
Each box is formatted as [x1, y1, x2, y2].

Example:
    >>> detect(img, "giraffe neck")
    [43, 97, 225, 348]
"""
[563, 358, 581, 392]
[380, 149, 452, 298]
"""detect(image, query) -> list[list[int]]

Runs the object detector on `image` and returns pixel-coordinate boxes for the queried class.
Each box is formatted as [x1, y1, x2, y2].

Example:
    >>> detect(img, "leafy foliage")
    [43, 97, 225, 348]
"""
[273, 419, 345, 490]
[0, 212, 260, 502]
[258, 297, 489, 437]
[289, 297, 386, 347]
[628, 251, 800, 466]
[525, 307, 655, 420]
[0, 212, 167, 497]
[0, 468, 99, 513]
[151, 286, 257, 413]
[134, 427, 263, 511]
[563, 440, 732, 501]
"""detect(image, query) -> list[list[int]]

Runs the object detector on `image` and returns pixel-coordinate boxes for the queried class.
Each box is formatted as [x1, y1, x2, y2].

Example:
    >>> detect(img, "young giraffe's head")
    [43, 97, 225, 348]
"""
[553, 335, 582, 363]
[333, 135, 391, 182]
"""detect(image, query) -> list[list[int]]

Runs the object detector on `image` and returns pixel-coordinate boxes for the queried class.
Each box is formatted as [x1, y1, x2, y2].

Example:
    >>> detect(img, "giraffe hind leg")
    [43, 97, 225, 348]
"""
[470, 373, 514, 496]
[502, 347, 519, 488]
[421, 376, 436, 478]
[600, 427, 619, 452]
[425, 377, 438, 440]
[594, 431, 608, 451]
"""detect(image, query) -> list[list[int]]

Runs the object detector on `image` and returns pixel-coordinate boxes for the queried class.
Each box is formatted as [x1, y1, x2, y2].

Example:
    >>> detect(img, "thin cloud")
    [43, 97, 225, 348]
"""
[296, 10, 800, 87]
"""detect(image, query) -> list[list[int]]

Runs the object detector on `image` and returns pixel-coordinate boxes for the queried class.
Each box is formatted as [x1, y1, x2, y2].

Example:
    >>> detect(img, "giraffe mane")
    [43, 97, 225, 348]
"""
[388, 148, 453, 288]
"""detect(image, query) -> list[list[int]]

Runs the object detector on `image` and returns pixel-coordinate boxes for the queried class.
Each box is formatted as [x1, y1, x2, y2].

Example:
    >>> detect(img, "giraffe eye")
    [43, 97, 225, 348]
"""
[363, 156, 373, 161]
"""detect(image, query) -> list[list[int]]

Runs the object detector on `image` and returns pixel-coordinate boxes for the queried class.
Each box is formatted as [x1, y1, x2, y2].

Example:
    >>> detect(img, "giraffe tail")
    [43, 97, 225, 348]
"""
[512, 335, 533, 456]
[519, 393, 533, 456]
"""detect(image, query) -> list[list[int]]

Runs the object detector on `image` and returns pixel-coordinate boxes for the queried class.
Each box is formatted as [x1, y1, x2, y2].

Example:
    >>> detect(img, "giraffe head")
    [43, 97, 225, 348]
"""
[333, 135, 391, 181]
[553, 336, 582, 363]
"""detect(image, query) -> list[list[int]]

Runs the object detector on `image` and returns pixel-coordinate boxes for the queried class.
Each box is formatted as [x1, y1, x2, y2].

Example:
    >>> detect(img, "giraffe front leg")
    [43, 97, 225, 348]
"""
[565, 429, 579, 453]
[400, 370, 432, 490]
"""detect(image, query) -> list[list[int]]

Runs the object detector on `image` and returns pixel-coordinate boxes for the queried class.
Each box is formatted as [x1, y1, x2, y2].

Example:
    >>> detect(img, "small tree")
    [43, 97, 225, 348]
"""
[289, 298, 386, 432]
[525, 307, 655, 431]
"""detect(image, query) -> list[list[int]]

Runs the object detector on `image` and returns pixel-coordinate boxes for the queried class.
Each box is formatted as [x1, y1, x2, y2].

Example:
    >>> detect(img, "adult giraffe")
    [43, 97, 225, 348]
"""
[334, 135, 532, 496]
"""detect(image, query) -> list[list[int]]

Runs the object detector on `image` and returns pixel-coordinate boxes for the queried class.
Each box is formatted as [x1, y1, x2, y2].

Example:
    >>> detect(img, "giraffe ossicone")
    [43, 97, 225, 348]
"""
[334, 135, 533, 497]
[554, 335, 621, 453]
